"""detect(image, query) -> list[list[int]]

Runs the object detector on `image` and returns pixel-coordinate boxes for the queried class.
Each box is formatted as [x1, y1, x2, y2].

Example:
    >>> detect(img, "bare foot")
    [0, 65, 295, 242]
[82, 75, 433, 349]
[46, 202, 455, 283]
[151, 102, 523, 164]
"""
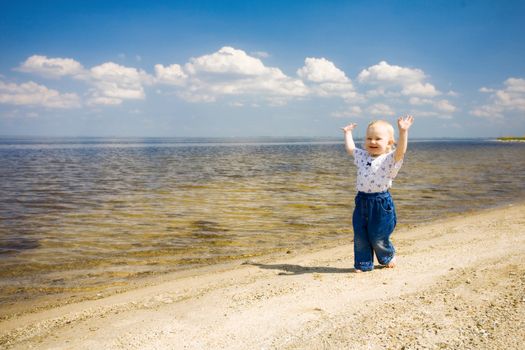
[385, 256, 397, 268]
[354, 269, 363, 273]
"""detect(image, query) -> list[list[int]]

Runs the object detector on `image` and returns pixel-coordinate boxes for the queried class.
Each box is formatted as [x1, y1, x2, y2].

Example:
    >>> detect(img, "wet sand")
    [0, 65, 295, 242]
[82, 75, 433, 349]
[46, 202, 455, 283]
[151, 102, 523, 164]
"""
[1, 203, 524, 349]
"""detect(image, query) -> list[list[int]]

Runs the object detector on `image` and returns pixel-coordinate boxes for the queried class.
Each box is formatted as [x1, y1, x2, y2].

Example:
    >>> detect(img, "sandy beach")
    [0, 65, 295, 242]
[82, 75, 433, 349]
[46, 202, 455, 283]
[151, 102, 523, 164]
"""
[1, 203, 524, 349]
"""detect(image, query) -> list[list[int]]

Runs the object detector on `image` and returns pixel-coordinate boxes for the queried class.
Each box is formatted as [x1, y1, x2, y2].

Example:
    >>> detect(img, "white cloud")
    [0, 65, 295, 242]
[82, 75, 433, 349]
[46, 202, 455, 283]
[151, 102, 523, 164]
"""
[86, 95, 122, 106]
[401, 82, 439, 97]
[297, 57, 349, 83]
[410, 97, 456, 113]
[479, 87, 495, 93]
[308, 82, 361, 100]
[296, 57, 361, 101]
[332, 105, 362, 118]
[410, 110, 452, 119]
[0, 80, 80, 108]
[409, 97, 432, 105]
[11, 50, 456, 116]
[154, 63, 188, 86]
[176, 46, 309, 102]
[185, 46, 270, 76]
[251, 51, 270, 58]
[87, 62, 154, 105]
[368, 103, 395, 116]
[266, 97, 288, 107]
[358, 61, 440, 97]
[434, 99, 456, 113]
[406, 111, 451, 120]
[358, 61, 424, 83]
[17, 55, 85, 78]
[470, 105, 504, 119]
[176, 90, 216, 103]
[16, 55, 155, 106]
[471, 77, 525, 119]
[365, 87, 401, 99]
[505, 77, 525, 92]
[356, 61, 451, 118]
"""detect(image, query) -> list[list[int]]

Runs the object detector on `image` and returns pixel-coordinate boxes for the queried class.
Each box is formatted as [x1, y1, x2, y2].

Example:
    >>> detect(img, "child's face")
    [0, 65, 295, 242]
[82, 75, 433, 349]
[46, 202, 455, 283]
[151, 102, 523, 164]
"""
[365, 123, 393, 156]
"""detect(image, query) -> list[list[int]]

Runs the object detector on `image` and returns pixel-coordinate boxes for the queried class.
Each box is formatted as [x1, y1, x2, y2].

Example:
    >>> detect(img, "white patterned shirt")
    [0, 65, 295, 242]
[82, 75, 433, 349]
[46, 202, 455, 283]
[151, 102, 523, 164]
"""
[353, 148, 404, 193]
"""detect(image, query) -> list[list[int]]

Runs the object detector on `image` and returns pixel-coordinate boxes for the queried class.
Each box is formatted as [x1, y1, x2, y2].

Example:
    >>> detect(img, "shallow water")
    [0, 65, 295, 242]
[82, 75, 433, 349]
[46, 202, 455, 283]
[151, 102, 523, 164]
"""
[1, 137, 524, 307]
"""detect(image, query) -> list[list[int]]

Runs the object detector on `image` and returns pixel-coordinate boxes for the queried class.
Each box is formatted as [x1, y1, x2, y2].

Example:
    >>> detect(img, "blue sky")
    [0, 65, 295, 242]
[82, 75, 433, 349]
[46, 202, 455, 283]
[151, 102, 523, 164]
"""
[1, 0, 524, 138]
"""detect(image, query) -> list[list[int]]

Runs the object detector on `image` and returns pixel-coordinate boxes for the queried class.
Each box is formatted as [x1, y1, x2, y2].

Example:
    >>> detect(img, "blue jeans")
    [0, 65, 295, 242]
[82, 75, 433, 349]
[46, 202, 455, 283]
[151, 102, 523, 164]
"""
[352, 191, 397, 271]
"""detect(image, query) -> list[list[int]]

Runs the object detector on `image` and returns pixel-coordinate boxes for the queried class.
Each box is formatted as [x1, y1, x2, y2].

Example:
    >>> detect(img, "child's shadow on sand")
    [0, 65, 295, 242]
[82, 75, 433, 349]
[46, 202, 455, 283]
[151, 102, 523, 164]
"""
[244, 262, 356, 275]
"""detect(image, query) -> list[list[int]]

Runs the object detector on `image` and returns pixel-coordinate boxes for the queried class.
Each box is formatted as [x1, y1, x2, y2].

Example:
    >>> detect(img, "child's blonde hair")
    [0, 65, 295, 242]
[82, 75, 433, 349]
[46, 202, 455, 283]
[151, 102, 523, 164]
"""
[367, 120, 396, 152]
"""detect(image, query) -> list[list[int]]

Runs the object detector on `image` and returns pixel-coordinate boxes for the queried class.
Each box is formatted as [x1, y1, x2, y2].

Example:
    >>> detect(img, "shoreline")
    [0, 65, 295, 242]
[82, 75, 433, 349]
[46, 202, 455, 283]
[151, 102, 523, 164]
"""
[1, 202, 524, 349]
[2, 200, 522, 321]
[1, 200, 524, 318]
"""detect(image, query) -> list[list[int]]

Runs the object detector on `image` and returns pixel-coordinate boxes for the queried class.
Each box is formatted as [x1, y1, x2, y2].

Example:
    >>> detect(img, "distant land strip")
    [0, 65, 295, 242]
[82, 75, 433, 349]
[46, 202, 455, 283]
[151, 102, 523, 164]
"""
[497, 136, 525, 142]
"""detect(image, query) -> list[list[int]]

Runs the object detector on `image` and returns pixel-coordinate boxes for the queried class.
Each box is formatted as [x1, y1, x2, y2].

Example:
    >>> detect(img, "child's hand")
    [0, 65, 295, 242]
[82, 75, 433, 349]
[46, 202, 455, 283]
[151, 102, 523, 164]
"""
[397, 115, 414, 131]
[341, 123, 357, 133]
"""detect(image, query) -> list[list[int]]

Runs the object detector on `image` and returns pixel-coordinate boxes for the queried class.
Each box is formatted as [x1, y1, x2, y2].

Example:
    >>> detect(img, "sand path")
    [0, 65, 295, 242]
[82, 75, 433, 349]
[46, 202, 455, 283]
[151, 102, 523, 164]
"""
[1, 203, 524, 349]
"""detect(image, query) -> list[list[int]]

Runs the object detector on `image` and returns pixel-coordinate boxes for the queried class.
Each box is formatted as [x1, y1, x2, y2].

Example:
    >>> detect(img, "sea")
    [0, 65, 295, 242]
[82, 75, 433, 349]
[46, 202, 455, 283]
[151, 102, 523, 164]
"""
[1, 137, 524, 309]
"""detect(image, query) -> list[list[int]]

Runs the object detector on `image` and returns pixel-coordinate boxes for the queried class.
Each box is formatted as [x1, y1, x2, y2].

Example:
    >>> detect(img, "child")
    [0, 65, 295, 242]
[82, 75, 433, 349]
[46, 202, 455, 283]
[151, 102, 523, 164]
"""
[342, 116, 414, 272]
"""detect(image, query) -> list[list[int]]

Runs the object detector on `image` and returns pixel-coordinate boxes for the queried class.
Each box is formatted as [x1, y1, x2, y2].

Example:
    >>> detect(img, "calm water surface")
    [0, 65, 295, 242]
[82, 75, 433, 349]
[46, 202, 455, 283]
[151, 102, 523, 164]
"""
[1, 137, 524, 307]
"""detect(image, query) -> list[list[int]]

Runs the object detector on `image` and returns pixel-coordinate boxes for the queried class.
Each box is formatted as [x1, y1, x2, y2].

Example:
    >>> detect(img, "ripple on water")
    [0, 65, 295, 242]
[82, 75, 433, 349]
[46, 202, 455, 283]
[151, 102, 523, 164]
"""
[0, 139, 524, 309]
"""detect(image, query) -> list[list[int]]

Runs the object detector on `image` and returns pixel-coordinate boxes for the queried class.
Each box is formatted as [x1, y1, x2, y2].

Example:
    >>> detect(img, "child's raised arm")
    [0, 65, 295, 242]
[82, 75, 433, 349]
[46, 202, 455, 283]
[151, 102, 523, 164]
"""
[341, 123, 357, 156]
[394, 115, 414, 162]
